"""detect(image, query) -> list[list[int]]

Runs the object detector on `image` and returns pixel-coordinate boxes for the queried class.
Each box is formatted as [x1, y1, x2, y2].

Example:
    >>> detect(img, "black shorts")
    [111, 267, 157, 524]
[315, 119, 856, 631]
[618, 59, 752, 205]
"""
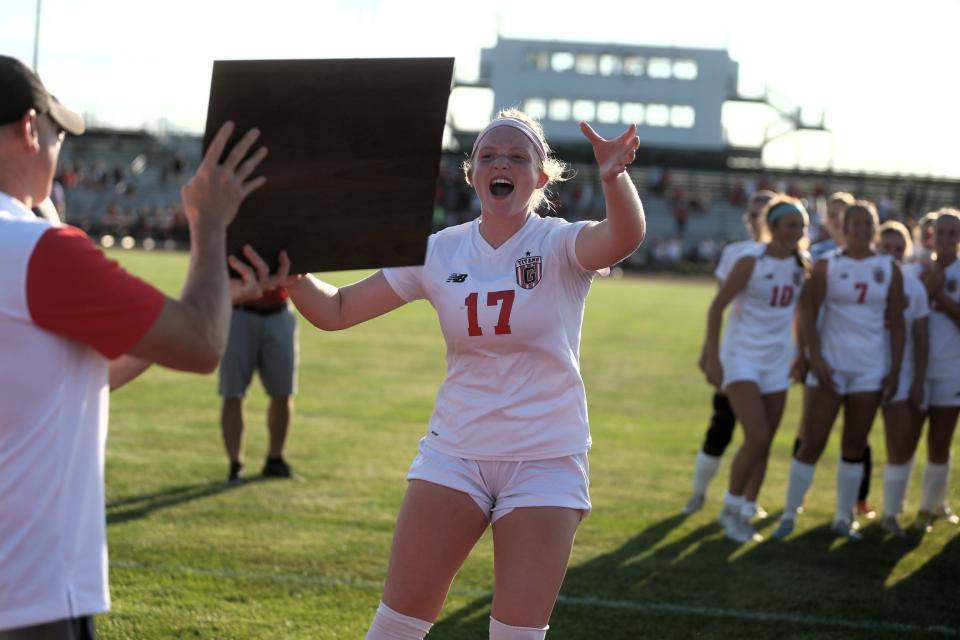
[0, 616, 95, 640]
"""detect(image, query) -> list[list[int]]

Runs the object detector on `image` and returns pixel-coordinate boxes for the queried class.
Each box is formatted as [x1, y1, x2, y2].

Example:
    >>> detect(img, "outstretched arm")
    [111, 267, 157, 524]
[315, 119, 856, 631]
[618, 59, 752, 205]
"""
[287, 270, 407, 331]
[574, 122, 646, 271]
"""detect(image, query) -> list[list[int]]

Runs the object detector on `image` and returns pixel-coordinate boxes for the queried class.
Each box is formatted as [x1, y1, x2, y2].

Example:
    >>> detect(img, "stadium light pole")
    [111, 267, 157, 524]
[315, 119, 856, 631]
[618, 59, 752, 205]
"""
[32, 0, 42, 71]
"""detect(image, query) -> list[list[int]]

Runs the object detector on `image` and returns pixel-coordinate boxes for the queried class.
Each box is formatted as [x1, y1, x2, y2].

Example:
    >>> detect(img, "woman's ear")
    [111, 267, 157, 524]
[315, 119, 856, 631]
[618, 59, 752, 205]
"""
[19, 110, 41, 152]
[536, 172, 548, 189]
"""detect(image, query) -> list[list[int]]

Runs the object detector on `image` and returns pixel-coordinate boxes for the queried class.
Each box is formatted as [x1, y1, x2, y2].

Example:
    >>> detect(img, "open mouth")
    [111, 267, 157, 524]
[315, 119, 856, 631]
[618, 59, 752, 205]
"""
[489, 178, 514, 197]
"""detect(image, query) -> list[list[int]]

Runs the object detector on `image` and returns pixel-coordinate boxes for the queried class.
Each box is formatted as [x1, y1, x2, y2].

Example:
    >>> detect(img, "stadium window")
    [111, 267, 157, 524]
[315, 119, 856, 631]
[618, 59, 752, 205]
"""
[524, 98, 547, 120]
[646, 103, 669, 126]
[575, 53, 598, 74]
[551, 52, 575, 73]
[573, 99, 596, 121]
[670, 105, 696, 128]
[548, 98, 572, 121]
[598, 54, 622, 76]
[621, 102, 644, 125]
[648, 57, 672, 78]
[623, 55, 645, 76]
[526, 50, 550, 71]
[597, 101, 620, 124]
[673, 59, 698, 80]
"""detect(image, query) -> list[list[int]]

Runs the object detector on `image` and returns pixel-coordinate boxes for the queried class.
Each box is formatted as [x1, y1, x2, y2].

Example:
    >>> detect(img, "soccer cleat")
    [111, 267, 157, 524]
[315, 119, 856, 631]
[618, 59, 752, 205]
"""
[718, 506, 752, 543]
[918, 506, 960, 532]
[754, 504, 769, 520]
[831, 517, 863, 540]
[741, 518, 764, 543]
[934, 505, 960, 526]
[226, 461, 245, 485]
[682, 493, 706, 515]
[880, 515, 907, 539]
[261, 457, 299, 479]
[856, 500, 877, 519]
[770, 517, 795, 540]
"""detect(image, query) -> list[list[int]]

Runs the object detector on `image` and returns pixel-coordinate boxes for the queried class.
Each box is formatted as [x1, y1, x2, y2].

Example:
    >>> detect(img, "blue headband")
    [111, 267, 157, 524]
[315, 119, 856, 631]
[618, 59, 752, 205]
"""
[767, 202, 809, 225]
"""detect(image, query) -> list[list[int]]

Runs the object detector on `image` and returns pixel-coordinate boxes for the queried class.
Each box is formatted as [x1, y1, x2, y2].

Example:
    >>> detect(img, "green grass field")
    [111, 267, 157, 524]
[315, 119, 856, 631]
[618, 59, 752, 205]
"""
[99, 249, 958, 639]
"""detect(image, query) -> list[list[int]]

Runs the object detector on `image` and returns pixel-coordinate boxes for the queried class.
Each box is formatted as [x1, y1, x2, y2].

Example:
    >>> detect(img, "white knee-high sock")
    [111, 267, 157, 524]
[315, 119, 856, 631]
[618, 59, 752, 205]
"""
[784, 459, 816, 518]
[883, 460, 913, 517]
[489, 617, 548, 640]
[741, 500, 758, 520]
[836, 460, 864, 521]
[921, 462, 950, 513]
[366, 601, 432, 640]
[692, 451, 722, 496]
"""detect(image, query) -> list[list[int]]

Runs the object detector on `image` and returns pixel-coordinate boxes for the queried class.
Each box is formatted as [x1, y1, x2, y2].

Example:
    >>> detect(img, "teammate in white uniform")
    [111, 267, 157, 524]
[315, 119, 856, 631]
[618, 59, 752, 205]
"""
[682, 190, 774, 518]
[917, 209, 960, 531]
[773, 201, 905, 540]
[699, 196, 809, 542]
[280, 109, 645, 640]
[876, 222, 930, 537]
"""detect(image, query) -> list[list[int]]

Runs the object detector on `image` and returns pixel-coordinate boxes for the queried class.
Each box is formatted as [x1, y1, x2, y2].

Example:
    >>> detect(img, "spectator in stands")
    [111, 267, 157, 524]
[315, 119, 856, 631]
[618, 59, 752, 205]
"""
[0, 55, 271, 638]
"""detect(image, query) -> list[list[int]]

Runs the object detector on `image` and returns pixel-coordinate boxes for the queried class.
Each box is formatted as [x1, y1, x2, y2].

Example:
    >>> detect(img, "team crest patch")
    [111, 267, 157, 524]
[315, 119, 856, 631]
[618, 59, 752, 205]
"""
[948, 279, 958, 293]
[873, 267, 885, 284]
[516, 255, 543, 289]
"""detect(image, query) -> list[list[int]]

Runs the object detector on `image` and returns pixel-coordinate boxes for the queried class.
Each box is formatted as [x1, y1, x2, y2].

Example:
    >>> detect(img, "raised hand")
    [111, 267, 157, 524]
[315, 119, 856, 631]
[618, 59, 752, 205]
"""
[228, 245, 292, 304]
[181, 121, 269, 229]
[579, 121, 639, 183]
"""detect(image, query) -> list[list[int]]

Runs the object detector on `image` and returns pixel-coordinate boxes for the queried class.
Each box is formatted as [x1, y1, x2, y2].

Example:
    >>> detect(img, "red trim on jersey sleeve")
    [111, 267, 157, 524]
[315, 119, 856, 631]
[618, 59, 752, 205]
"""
[26, 226, 166, 359]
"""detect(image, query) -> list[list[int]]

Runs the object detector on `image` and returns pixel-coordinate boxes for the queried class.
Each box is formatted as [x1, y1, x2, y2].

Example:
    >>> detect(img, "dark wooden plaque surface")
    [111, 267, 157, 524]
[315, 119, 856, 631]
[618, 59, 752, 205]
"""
[202, 58, 453, 274]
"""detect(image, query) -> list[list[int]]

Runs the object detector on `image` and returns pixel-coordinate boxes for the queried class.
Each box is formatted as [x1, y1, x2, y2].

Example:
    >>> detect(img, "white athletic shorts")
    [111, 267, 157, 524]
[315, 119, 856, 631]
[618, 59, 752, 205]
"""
[405, 439, 591, 523]
[806, 369, 883, 395]
[721, 354, 790, 394]
[887, 368, 928, 407]
[929, 377, 960, 407]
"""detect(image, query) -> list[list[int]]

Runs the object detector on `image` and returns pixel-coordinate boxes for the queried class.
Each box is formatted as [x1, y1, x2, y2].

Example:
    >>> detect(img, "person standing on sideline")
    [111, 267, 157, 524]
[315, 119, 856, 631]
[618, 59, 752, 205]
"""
[682, 190, 775, 517]
[875, 222, 929, 537]
[0, 55, 269, 638]
[772, 201, 905, 540]
[916, 209, 960, 532]
[272, 108, 644, 639]
[698, 196, 810, 542]
[219, 286, 299, 483]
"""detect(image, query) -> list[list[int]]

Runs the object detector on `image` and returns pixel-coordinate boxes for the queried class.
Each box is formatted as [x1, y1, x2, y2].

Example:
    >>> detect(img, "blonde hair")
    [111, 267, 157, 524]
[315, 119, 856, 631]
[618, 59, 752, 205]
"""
[828, 192, 856, 208]
[914, 210, 941, 245]
[878, 220, 914, 258]
[843, 200, 879, 232]
[462, 108, 569, 213]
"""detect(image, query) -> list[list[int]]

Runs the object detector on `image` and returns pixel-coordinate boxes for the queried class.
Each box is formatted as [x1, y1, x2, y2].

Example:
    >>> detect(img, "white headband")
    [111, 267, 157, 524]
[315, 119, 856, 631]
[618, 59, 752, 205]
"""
[470, 117, 546, 162]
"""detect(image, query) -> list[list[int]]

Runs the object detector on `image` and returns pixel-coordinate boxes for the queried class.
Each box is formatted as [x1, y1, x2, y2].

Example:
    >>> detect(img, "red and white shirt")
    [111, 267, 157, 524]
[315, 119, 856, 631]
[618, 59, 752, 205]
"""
[927, 259, 960, 381]
[383, 215, 601, 461]
[0, 192, 164, 630]
[818, 251, 895, 374]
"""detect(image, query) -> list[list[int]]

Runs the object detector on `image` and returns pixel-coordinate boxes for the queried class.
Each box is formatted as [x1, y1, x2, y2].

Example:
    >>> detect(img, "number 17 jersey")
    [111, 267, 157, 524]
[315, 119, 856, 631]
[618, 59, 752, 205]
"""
[382, 215, 601, 461]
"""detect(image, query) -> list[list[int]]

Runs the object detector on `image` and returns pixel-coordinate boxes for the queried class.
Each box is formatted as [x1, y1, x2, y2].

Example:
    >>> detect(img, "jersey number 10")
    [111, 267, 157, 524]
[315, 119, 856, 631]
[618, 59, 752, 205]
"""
[769, 285, 795, 307]
[465, 290, 515, 336]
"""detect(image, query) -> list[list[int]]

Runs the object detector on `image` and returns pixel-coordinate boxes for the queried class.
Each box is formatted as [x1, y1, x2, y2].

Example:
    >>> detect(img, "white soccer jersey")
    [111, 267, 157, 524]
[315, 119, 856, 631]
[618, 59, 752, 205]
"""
[720, 246, 806, 371]
[819, 252, 895, 374]
[382, 215, 599, 461]
[927, 259, 960, 381]
[886, 267, 930, 380]
[714, 240, 763, 282]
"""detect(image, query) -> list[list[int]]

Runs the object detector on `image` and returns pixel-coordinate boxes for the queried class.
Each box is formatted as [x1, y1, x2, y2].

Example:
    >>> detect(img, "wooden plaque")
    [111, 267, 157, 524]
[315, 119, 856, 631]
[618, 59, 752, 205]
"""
[202, 58, 453, 273]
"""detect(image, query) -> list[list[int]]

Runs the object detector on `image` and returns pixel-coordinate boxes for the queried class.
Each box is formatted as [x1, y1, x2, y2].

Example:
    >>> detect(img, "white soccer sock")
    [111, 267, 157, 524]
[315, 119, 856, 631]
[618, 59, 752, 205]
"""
[741, 500, 758, 520]
[883, 461, 913, 517]
[489, 617, 548, 640]
[784, 459, 816, 518]
[836, 460, 864, 521]
[692, 451, 722, 496]
[723, 492, 744, 510]
[921, 462, 950, 513]
[366, 601, 433, 640]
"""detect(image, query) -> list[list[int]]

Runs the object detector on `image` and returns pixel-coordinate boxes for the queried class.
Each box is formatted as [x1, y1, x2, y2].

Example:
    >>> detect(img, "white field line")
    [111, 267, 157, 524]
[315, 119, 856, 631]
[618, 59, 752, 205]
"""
[112, 561, 957, 636]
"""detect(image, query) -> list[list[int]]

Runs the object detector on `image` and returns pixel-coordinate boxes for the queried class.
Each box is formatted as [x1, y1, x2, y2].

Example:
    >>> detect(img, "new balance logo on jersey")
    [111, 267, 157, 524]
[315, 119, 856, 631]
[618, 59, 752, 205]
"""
[764, 272, 774, 279]
[446, 273, 468, 283]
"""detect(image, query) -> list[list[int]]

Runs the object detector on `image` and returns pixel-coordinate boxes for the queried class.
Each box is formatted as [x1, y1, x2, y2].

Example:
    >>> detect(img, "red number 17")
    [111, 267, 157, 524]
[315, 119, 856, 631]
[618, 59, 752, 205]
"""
[465, 290, 514, 336]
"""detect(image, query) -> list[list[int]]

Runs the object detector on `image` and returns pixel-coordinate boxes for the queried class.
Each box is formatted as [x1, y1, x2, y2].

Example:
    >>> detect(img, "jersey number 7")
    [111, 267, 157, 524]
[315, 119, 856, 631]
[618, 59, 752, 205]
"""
[465, 290, 515, 336]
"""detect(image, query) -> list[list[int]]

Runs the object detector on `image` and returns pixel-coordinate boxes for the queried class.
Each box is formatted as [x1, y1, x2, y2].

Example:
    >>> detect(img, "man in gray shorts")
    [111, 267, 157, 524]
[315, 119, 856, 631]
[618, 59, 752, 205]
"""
[219, 287, 299, 483]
